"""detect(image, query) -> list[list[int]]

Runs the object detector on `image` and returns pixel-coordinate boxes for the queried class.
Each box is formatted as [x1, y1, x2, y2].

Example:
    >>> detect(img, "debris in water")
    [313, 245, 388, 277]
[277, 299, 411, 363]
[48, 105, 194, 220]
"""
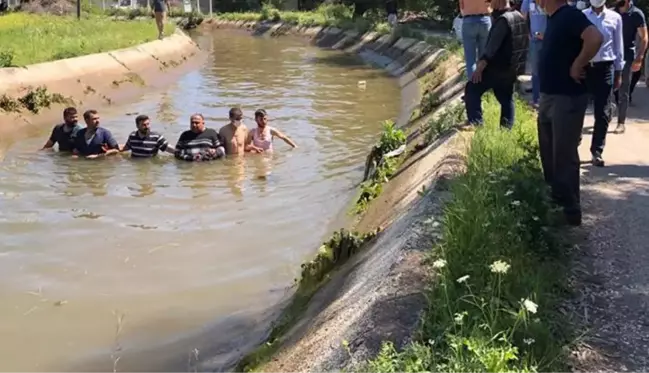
[53, 300, 68, 307]
[23, 306, 38, 316]
[357, 80, 367, 90]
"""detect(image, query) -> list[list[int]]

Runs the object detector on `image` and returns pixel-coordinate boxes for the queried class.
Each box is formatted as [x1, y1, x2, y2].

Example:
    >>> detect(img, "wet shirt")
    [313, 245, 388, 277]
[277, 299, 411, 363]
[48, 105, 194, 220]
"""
[539, 5, 593, 95]
[124, 131, 169, 158]
[174, 128, 226, 161]
[72, 127, 119, 156]
[48, 123, 81, 152]
[617, 5, 646, 61]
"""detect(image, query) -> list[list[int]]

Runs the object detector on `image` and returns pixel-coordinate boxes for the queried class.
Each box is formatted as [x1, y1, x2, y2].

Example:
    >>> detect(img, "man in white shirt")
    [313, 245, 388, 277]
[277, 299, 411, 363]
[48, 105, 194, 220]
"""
[583, 0, 624, 167]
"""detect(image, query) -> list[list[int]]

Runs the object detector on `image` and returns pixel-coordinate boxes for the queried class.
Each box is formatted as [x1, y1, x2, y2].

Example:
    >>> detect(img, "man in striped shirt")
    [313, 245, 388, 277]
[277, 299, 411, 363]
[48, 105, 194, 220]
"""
[174, 113, 226, 162]
[120, 115, 175, 158]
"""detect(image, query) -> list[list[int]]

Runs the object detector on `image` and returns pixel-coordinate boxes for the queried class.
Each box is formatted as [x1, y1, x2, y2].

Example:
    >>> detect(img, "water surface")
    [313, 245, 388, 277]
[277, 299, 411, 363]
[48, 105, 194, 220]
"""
[0, 30, 400, 371]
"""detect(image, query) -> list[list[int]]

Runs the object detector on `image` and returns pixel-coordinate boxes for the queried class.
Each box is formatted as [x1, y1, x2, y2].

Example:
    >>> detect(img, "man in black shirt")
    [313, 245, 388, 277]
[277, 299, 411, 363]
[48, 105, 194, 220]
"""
[174, 113, 226, 162]
[613, 0, 647, 133]
[537, 0, 602, 226]
[40, 107, 82, 153]
[464, 0, 529, 129]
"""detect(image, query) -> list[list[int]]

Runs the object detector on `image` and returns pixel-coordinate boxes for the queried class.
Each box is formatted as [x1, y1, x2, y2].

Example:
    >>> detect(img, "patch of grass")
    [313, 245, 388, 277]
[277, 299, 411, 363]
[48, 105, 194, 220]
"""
[237, 228, 377, 372]
[364, 95, 572, 372]
[0, 12, 175, 66]
[423, 102, 465, 144]
[355, 120, 406, 214]
[0, 86, 71, 114]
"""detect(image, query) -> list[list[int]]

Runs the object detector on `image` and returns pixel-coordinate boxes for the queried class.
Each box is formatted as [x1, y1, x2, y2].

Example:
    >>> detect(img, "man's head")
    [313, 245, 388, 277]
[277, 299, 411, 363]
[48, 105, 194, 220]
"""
[63, 107, 78, 126]
[190, 113, 205, 133]
[254, 109, 268, 128]
[537, 0, 567, 14]
[590, 0, 606, 9]
[135, 114, 151, 135]
[229, 107, 243, 127]
[616, 0, 631, 12]
[83, 109, 100, 130]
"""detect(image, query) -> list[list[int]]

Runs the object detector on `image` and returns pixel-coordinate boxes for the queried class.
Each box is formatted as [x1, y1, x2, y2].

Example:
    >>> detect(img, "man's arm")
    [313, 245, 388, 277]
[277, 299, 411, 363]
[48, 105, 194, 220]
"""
[521, 0, 530, 18]
[41, 128, 57, 150]
[614, 13, 625, 72]
[575, 25, 603, 68]
[479, 18, 510, 63]
[103, 131, 120, 157]
[270, 128, 297, 148]
[635, 20, 648, 71]
[158, 135, 175, 154]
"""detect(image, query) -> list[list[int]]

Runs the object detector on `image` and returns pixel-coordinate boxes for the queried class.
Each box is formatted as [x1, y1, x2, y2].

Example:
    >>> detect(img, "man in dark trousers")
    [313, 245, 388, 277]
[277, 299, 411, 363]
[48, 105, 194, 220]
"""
[613, 0, 647, 133]
[463, 0, 529, 129]
[583, 0, 624, 167]
[537, 0, 603, 226]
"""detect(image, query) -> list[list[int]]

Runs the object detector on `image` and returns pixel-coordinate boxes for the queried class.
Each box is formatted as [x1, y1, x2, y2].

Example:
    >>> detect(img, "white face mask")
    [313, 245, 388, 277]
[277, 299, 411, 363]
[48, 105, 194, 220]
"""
[576, 0, 587, 9]
[590, 0, 606, 7]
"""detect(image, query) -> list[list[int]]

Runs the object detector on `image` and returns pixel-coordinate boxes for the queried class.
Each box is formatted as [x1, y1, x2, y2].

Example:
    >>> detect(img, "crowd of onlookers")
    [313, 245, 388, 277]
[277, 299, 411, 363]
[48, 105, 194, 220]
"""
[456, 0, 646, 227]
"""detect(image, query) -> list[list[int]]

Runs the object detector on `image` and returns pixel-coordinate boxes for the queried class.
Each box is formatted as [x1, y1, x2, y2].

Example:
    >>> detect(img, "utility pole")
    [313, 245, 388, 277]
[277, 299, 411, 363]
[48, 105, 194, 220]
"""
[76, 0, 80, 19]
[208, 0, 212, 17]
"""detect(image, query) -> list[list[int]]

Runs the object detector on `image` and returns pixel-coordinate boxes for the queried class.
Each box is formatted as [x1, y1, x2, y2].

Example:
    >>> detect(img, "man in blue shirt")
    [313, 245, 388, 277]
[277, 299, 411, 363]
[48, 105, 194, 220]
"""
[40, 107, 82, 153]
[521, 0, 548, 107]
[72, 109, 120, 159]
[583, 0, 624, 167]
[613, 0, 647, 134]
[537, 0, 603, 226]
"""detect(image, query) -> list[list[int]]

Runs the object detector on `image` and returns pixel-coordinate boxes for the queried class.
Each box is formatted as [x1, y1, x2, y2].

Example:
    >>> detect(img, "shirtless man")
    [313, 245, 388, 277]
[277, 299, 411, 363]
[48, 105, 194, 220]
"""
[218, 107, 249, 156]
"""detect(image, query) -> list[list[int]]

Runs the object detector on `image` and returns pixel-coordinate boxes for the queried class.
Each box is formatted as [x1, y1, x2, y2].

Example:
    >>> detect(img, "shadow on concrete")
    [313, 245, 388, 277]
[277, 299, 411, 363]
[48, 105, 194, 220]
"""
[569, 163, 649, 371]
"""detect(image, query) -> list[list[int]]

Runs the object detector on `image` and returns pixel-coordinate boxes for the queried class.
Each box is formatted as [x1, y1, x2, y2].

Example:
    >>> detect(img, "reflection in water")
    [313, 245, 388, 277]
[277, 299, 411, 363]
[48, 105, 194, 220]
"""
[0, 31, 401, 371]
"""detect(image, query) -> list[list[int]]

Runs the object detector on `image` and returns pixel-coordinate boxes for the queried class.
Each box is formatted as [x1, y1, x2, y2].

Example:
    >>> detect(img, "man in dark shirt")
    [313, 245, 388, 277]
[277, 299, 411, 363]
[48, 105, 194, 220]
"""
[72, 109, 120, 159]
[120, 114, 175, 158]
[174, 113, 226, 162]
[537, 0, 603, 226]
[464, 0, 529, 129]
[386, 0, 398, 26]
[40, 107, 82, 153]
[613, 0, 647, 133]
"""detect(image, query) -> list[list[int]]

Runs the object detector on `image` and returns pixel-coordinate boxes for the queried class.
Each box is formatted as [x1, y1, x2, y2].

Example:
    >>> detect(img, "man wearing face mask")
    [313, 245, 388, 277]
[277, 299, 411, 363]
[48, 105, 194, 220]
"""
[174, 113, 225, 162]
[219, 107, 249, 156]
[120, 114, 176, 158]
[537, 0, 603, 226]
[583, 0, 624, 167]
[613, 0, 647, 134]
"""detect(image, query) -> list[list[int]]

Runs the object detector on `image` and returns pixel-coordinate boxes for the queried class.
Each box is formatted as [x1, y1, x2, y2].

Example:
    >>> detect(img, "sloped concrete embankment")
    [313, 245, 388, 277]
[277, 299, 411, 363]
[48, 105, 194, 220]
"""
[0, 30, 205, 149]
[200, 21, 470, 371]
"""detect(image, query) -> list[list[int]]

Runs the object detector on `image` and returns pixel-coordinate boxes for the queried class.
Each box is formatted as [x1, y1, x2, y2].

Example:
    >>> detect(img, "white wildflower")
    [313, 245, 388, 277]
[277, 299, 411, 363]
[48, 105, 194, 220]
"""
[511, 200, 521, 206]
[432, 259, 447, 269]
[505, 189, 514, 197]
[456, 275, 470, 284]
[521, 298, 538, 314]
[454, 312, 467, 325]
[489, 260, 511, 274]
[532, 216, 540, 221]
[523, 338, 535, 345]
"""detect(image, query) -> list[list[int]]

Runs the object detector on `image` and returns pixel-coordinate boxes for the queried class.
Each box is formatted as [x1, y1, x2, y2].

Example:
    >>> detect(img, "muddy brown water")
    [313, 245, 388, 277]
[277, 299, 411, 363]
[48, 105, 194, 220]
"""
[0, 31, 400, 371]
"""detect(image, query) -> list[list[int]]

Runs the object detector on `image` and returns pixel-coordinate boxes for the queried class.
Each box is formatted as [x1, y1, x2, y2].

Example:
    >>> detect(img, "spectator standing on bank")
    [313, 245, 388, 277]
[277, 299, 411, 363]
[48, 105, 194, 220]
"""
[583, 0, 624, 167]
[613, 0, 647, 133]
[628, 36, 646, 103]
[459, 0, 493, 79]
[521, 0, 548, 108]
[152, 0, 171, 40]
[537, 0, 603, 226]
[386, 0, 398, 27]
[463, 0, 529, 129]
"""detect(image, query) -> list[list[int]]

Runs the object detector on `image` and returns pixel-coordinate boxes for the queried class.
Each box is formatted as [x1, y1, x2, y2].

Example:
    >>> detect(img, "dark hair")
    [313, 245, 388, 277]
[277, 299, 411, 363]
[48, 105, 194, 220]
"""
[135, 114, 149, 125]
[63, 107, 77, 117]
[83, 109, 98, 120]
[254, 109, 267, 118]
[229, 107, 243, 119]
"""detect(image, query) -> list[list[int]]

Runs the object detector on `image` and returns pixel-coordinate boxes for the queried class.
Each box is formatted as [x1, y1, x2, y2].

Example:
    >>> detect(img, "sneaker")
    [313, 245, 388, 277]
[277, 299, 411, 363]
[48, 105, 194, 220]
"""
[611, 102, 618, 117]
[591, 153, 605, 167]
[615, 123, 626, 134]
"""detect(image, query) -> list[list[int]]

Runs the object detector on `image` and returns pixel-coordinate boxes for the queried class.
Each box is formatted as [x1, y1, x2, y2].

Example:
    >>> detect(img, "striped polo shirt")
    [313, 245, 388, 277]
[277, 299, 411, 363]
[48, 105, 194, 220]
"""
[125, 130, 169, 158]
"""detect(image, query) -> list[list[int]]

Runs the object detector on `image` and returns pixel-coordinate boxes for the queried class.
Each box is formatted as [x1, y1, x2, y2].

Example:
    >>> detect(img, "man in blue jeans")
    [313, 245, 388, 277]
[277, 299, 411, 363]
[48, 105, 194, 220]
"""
[521, 0, 548, 108]
[460, 0, 493, 78]
[463, 0, 529, 129]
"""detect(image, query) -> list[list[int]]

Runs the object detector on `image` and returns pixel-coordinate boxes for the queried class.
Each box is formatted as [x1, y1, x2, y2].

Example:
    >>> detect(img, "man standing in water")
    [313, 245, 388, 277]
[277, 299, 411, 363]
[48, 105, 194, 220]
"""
[583, 0, 624, 167]
[120, 114, 175, 158]
[152, 0, 171, 40]
[613, 0, 647, 133]
[175, 113, 226, 162]
[41, 107, 82, 152]
[537, 0, 602, 226]
[219, 107, 249, 156]
[72, 110, 120, 159]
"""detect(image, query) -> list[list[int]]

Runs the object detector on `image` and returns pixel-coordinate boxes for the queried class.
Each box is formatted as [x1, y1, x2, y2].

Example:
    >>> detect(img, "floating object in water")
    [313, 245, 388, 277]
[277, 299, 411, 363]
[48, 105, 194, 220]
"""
[357, 80, 367, 90]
